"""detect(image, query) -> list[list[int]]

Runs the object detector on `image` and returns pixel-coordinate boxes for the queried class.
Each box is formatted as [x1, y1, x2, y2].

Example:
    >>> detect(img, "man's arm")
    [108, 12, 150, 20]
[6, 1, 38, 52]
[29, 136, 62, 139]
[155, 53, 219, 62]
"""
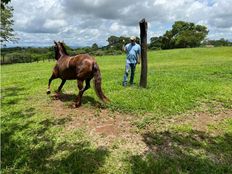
[122, 40, 126, 52]
[137, 45, 141, 64]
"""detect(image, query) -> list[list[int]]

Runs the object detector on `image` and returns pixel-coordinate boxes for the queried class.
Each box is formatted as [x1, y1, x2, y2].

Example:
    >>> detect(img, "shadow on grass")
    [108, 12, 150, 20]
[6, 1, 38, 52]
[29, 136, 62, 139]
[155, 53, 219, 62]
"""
[51, 93, 104, 107]
[129, 130, 232, 174]
[1, 86, 26, 105]
[1, 107, 109, 173]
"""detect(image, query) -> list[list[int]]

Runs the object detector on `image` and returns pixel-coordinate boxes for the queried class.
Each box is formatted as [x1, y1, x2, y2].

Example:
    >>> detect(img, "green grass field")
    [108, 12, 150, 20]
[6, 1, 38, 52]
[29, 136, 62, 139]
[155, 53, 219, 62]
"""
[1, 47, 232, 173]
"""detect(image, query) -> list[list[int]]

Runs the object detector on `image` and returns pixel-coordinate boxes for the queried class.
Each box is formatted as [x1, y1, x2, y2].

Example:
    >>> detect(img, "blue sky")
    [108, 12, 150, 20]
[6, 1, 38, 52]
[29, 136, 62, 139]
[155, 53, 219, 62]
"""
[6, 0, 232, 47]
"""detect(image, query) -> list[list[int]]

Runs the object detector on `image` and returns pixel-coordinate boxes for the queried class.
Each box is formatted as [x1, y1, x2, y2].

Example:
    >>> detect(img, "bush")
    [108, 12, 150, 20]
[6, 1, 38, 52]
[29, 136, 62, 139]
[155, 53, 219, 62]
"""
[6, 53, 32, 63]
[0, 52, 54, 64]
[92, 50, 104, 56]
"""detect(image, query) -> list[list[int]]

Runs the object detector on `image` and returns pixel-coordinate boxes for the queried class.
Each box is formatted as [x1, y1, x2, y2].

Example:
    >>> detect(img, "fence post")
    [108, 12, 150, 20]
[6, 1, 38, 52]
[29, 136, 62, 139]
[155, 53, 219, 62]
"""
[139, 18, 148, 88]
[2, 54, 5, 64]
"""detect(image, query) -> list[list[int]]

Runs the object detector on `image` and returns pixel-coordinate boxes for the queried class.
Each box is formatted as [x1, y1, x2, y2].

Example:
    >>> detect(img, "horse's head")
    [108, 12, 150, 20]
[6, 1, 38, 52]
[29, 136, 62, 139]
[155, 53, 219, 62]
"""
[58, 41, 68, 55]
[54, 41, 60, 60]
[54, 41, 68, 60]
[53, 41, 68, 60]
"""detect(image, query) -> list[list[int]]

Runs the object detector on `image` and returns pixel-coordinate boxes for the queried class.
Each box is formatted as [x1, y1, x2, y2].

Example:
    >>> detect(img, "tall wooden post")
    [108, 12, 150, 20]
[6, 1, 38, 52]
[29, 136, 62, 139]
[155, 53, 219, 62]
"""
[2, 54, 5, 64]
[139, 18, 148, 88]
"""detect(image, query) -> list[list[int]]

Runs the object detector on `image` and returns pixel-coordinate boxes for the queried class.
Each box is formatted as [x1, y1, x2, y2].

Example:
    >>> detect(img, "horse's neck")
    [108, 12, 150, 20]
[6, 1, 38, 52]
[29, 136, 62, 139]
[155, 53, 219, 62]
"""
[57, 45, 66, 57]
[59, 49, 67, 57]
[58, 54, 69, 62]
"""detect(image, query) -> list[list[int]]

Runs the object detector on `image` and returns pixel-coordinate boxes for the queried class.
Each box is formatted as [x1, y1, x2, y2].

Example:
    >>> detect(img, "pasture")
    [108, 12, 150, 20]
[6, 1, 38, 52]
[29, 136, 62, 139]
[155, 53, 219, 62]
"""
[1, 47, 232, 173]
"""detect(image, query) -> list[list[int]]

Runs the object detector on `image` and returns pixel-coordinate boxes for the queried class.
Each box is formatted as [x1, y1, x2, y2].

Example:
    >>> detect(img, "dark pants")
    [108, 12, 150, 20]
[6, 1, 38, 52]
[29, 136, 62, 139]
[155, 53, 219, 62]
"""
[123, 63, 136, 86]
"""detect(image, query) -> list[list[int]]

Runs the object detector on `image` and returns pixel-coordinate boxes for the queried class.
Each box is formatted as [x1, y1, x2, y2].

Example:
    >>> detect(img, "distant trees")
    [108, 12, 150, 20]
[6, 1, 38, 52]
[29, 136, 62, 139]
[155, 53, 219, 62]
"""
[1, 47, 53, 64]
[149, 36, 163, 50]
[203, 38, 232, 47]
[149, 21, 208, 50]
[104, 35, 140, 55]
[107, 36, 131, 50]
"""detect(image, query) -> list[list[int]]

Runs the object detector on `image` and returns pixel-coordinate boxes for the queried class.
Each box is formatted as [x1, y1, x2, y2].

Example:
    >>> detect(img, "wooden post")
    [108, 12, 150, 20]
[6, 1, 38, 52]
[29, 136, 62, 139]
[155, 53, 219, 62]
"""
[139, 18, 148, 88]
[2, 54, 5, 64]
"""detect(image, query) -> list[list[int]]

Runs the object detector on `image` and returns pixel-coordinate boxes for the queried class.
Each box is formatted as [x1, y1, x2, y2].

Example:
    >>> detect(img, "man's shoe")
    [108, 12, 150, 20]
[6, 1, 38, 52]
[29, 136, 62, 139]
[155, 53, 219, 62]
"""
[122, 82, 127, 87]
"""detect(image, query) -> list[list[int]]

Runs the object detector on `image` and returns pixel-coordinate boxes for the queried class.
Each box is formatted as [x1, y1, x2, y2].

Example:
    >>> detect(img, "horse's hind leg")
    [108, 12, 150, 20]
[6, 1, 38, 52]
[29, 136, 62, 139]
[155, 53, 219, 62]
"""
[58, 80, 66, 92]
[47, 74, 57, 94]
[84, 78, 91, 91]
[75, 80, 85, 107]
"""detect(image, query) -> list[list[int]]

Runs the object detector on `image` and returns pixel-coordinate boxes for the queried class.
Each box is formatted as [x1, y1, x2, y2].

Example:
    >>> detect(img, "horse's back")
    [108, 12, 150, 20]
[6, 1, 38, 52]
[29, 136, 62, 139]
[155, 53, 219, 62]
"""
[57, 54, 96, 80]
[70, 54, 96, 80]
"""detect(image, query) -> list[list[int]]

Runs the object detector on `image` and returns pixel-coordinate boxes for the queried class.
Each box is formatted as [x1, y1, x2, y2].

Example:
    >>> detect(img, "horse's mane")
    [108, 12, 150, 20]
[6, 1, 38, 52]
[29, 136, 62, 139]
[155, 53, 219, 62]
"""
[54, 42, 59, 60]
[59, 42, 69, 55]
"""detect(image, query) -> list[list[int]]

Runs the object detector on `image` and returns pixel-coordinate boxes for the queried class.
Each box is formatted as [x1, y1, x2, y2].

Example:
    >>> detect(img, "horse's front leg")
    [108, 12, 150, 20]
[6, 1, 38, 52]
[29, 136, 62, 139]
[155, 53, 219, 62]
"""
[75, 80, 85, 107]
[47, 73, 57, 94]
[57, 79, 66, 93]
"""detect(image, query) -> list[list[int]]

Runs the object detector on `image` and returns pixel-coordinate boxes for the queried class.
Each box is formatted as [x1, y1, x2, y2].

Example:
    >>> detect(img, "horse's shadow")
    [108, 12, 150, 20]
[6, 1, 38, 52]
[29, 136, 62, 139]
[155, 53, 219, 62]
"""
[51, 92, 103, 108]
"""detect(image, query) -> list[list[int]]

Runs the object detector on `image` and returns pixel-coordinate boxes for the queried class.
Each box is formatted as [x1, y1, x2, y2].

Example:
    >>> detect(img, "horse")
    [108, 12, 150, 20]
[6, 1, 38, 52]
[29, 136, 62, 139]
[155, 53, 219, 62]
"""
[47, 41, 109, 107]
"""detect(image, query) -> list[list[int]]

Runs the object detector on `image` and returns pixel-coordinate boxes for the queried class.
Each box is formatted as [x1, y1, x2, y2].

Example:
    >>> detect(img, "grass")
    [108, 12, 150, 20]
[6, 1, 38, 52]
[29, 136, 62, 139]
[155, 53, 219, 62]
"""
[1, 47, 232, 173]
[107, 47, 232, 114]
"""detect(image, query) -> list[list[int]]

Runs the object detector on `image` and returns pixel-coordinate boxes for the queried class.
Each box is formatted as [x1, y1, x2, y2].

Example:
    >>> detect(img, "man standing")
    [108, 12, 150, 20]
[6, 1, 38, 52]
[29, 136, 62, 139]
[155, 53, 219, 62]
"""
[122, 36, 141, 86]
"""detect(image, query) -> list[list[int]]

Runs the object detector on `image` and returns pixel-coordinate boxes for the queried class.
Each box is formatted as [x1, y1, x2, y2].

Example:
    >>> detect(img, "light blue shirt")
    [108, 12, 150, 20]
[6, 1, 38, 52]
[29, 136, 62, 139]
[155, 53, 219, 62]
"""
[125, 43, 141, 64]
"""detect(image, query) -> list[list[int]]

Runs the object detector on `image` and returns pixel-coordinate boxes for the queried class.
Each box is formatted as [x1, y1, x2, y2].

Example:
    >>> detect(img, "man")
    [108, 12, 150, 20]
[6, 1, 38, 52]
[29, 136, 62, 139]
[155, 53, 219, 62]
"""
[122, 36, 141, 86]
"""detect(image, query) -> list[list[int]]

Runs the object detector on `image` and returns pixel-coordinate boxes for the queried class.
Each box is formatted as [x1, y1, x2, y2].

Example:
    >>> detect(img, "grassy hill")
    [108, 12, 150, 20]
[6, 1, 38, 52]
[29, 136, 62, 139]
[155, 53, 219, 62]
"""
[1, 47, 232, 173]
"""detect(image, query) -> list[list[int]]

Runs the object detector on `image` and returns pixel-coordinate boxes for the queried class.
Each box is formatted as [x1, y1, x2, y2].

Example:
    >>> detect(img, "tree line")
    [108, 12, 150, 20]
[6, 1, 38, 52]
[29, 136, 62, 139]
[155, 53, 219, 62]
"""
[1, 2, 231, 65]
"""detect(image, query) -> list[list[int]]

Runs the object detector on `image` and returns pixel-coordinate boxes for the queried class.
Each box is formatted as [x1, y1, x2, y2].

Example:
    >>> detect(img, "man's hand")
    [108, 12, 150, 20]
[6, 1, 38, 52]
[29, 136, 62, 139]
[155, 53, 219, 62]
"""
[122, 45, 126, 51]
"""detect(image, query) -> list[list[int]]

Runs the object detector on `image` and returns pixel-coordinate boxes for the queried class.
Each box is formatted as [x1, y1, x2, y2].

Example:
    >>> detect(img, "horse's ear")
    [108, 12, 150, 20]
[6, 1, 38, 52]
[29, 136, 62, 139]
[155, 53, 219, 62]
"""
[59, 41, 64, 47]
[54, 41, 57, 45]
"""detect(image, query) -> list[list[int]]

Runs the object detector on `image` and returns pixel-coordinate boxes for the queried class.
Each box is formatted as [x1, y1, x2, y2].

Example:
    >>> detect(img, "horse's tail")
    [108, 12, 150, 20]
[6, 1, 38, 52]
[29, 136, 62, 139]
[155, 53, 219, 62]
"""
[93, 62, 110, 103]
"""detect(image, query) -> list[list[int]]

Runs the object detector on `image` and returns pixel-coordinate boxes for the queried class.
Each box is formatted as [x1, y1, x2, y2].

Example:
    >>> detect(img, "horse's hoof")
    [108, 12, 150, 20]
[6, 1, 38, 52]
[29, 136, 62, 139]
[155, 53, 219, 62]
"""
[46, 90, 51, 94]
[75, 103, 81, 108]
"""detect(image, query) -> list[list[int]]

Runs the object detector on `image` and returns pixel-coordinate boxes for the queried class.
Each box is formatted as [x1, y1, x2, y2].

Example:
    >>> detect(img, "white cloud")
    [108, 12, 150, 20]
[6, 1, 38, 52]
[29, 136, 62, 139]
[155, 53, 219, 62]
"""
[110, 22, 120, 32]
[208, 0, 232, 28]
[43, 19, 67, 29]
[7, 0, 232, 47]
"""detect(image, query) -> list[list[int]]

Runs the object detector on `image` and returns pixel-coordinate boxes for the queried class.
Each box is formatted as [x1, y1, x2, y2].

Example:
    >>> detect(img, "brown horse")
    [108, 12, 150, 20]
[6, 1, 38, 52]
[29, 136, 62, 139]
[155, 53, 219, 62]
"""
[47, 41, 109, 107]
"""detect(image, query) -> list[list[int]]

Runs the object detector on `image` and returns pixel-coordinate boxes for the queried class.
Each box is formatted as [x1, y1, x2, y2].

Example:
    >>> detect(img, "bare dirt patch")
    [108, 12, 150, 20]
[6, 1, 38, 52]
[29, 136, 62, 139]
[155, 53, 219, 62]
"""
[143, 107, 232, 156]
[47, 97, 232, 155]
[150, 104, 232, 135]
[48, 99, 148, 153]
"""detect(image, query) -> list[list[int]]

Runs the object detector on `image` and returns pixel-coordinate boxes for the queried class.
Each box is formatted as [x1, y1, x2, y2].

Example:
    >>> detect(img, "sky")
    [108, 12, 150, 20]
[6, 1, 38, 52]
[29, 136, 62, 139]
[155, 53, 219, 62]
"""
[6, 0, 232, 47]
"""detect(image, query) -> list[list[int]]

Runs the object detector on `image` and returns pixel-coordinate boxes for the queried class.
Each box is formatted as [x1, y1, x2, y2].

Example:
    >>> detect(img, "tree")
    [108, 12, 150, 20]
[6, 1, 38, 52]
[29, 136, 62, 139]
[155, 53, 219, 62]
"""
[150, 21, 208, 49]
[149, 36, 162, 50]
[92, 43, 98, 50]
[107, 35, 120, 46]
[106, 35, 139, 50]
[1, 1, 18, 45]
[172, 21, 208, 48]
[1, 0, 11, 9]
